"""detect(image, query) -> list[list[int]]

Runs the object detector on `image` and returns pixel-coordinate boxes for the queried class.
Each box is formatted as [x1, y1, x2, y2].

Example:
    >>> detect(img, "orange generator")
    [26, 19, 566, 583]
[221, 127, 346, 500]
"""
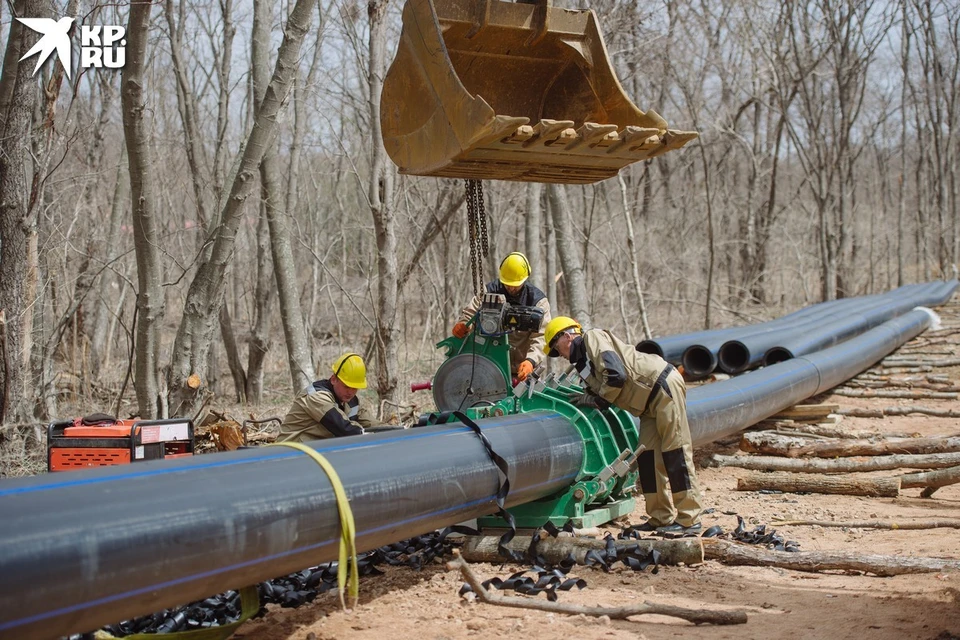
[47, 415, 195, 472]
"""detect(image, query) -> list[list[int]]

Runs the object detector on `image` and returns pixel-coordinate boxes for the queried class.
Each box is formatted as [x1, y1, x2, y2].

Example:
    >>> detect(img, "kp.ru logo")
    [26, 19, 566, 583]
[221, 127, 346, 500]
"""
[17, 17, 125, 79]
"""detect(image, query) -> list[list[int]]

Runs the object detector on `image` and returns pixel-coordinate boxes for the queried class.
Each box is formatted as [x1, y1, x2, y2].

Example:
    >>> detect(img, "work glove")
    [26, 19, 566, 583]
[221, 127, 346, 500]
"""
[452, 321, 469, 339]
[566, 391, 608, 410]
[516, 359, 535, 382]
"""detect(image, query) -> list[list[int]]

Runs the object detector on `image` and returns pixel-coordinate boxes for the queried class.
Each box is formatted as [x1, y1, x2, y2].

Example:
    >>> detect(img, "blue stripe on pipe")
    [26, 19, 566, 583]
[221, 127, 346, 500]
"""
[0, 412, 567, 498]
[0, 469, 578, 632]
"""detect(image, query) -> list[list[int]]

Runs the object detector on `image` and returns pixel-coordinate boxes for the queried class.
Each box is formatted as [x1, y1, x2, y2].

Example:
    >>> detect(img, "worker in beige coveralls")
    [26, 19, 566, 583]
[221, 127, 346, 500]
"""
[543, 316, 703, 534]
[451, 252, 552, 382]
[277, 353, 375, 442]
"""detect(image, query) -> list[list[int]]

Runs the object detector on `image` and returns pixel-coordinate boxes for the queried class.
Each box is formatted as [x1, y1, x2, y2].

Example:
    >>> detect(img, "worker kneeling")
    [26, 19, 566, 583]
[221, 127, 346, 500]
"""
[544, 317, 703, 534]
[451, 252, 552, 382]
[277, 353, 374, 443]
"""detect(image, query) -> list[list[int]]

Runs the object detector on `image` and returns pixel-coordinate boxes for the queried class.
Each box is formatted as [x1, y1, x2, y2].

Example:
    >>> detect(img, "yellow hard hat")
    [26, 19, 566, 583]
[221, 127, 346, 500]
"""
[543, 316, 582, 357]
[331, 353, 367, 389]
[499, 252, 531, 287]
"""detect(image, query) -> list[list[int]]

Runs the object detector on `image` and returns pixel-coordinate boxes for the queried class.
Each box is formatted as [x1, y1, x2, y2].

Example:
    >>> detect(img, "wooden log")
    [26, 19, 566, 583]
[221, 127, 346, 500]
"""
[737, 471, 901, 497]
[447, 552, 747, 625]
[850, 406, 960, 418]
[837, 407, 885, 418]
[831, 388, 958, 399]
[771, 404, 840, 420]
[879, 358, 960, 368]
[760, 421, 898, 440]
[741, 431, 960, 458]
[702, 538, 960, 576]
[461, 535, 704, 566]
[900, 463, 960, 490]
[711, 451, 960, 473]
[843, 380, 960, 392]
[771, 518, 960, 530]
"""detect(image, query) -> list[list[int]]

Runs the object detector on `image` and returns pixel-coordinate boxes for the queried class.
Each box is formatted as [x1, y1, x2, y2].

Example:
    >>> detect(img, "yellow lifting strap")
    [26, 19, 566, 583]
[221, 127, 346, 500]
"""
[268, 441, 360, 610]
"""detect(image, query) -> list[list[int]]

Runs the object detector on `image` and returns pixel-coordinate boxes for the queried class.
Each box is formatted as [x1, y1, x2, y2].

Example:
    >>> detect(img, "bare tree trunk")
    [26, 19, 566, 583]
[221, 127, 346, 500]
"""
[697, 141, 716, 328]
[122, 0, 164, 418]
[368, 0, 399, 412]
[524, 183, 542, 281]
[253, 0, 315, 392]
[616, 174, 651, 341]
[167, 0, 317, 417]
[0, 0, 44, 424]
[0, 6, 24, 120]
[246, 205, 272, 403]
[90, 151, 129, 374]
[547, 184, 590, 327]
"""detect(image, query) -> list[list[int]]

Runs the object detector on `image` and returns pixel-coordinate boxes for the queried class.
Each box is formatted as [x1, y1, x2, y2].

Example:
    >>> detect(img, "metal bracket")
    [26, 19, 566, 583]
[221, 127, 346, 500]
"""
[596, 445, 645, 484]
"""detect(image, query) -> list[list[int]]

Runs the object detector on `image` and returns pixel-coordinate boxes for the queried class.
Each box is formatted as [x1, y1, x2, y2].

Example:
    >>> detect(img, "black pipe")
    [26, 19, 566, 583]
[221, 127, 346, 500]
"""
[687, 306, 942, 445]
[0, 412, 583, 640]
[763, 280, 958, 367]
[0, 288, 951, 640]
[718, 282, 946, 374]
[638, 298, 847, 365]
[637, 326, 743, 363]
[680, 297, 855, 377]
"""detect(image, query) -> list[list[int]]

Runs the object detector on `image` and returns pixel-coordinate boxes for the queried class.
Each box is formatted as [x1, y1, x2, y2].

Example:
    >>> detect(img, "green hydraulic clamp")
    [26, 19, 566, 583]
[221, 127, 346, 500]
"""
[474, 368, 643, 529]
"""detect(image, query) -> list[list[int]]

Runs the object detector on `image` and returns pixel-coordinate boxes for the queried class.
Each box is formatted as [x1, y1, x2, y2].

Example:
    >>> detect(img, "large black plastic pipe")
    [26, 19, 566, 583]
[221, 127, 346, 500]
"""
[0, 289, 951, 640]
[763, 280, 959, 367]
[637, 298, 851, 364]
[680, 297, 855, 377]
[717, 282, 948, 374]
[686, 306, 941, 445]
[0, 412, 583, 640]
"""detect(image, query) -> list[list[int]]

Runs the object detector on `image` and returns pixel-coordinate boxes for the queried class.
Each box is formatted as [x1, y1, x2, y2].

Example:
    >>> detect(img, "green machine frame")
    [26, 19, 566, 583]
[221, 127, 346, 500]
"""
[434, 330, 643, 529]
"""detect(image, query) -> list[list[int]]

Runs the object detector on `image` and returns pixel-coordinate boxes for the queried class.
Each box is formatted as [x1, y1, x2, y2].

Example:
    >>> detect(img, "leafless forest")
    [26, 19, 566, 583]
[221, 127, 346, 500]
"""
[0, 0, 957, 441]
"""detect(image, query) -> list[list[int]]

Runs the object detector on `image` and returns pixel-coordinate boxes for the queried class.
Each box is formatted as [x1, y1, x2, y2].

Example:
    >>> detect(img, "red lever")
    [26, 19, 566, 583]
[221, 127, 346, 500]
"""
[410, 380, 433, 392]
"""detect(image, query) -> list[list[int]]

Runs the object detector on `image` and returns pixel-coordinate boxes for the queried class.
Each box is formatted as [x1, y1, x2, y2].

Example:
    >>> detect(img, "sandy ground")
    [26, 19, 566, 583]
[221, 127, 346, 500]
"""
[235, 303, 960, 640]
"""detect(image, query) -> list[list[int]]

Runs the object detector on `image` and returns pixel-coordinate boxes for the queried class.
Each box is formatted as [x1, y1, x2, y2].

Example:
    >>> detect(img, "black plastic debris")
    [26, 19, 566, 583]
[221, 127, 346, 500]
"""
[730, 516, 800, 552]
[98, 528, 475, 636]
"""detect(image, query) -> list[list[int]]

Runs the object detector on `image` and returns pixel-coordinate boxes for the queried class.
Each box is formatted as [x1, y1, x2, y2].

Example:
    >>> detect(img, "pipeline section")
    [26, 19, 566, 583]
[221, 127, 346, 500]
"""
[681, 297, 855, 377]
[717, 281, 950, 374]
[762, 280, 958, 367]
[687, 306, 942, 446]
[0, 412, 583, 640]
[682, 282, 934, 377]
[0, 286, 953, 639]
[637, 297, 852, 365]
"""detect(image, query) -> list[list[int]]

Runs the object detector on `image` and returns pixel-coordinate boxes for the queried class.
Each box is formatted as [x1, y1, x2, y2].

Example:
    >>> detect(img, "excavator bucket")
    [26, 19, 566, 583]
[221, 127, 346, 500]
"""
[380, 0, 698, 184]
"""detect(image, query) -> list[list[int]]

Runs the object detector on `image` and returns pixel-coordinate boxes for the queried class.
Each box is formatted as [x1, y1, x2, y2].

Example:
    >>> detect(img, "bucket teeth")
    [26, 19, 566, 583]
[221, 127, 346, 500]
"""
[416, 121, 698, 183]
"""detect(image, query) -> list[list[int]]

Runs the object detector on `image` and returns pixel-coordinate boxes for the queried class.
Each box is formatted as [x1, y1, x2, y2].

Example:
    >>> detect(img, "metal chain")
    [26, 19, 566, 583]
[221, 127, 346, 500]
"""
[465, 179, 488, 296]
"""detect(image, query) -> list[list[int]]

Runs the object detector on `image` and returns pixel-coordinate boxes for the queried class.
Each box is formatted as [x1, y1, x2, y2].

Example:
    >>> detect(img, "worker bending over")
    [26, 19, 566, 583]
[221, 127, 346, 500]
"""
[452, 252, 551, 382]
[278, 353, 374, 443]
[543, 317, 703, 534]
